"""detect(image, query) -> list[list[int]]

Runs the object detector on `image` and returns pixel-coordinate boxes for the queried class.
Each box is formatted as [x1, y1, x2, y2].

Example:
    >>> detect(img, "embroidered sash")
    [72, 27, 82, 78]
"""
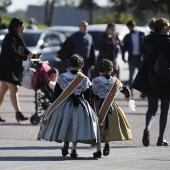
[99, 78, 121, 125]
[42, 73, 86, 124]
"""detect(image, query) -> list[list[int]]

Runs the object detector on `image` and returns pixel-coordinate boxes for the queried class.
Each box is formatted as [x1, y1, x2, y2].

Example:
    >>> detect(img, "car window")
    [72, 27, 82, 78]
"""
[44, 34, 61, 47]
[22, 32, 41, 47]
[58, 31, 76, 38]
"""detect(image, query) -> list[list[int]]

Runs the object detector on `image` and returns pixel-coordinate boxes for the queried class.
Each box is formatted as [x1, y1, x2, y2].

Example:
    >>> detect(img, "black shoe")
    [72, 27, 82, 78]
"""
[103, 143, 110, 156]
[0, 117, 5, 122]
[70, 150, 78, 158]
[142, 128, 150, 147]
[61, 142, 69, 157]
[157, 137, 169, 146]
[93, 151, 102, 158]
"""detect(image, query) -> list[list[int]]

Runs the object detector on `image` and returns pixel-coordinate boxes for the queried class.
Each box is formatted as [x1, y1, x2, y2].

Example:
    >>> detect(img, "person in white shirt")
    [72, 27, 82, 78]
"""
[122, 20, 145, 98]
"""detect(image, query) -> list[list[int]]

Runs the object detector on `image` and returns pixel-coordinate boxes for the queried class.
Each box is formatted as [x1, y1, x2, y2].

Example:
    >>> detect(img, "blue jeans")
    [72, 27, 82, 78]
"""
[128, 56, 142, 91]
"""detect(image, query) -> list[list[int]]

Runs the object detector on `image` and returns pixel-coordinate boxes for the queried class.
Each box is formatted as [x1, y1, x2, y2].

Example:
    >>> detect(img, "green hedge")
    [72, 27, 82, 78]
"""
[1, 16, 47, 29]
[95, 12, 134, 24]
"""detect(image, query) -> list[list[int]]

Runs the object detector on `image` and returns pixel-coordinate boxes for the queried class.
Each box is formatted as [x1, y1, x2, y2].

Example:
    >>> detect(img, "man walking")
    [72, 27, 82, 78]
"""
[57, 20, 95, 77]
[122, 20, 145, 98]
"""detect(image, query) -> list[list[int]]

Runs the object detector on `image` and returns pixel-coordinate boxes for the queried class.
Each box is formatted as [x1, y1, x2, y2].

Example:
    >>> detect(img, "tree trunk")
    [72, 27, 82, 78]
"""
[44, 0, 55, 26]
[48, 0, 55, 26]
[44, 0, 49, 25]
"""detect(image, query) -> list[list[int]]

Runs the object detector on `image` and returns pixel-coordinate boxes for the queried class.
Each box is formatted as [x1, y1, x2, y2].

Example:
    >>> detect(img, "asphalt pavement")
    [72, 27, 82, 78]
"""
[0, 87, 170, 170]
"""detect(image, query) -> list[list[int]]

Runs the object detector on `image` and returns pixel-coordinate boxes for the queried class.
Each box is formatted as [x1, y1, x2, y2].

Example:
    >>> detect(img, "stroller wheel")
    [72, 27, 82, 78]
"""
[30, 114, 40, 125]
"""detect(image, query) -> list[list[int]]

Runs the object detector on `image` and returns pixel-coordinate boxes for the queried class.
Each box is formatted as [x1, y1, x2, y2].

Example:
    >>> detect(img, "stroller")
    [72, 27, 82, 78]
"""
[29, 59, 54, 125]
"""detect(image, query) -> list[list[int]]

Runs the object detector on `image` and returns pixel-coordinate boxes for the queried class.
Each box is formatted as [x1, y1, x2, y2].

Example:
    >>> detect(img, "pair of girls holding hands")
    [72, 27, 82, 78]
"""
[39, 54, 132, 158]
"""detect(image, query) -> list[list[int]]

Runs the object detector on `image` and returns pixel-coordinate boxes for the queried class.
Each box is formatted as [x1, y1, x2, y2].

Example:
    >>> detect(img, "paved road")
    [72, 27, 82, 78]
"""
[0, 87, 170, 169]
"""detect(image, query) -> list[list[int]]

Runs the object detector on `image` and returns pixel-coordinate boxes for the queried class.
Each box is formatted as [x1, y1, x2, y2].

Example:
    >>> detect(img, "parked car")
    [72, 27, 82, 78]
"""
[88, 24, 149, 82]
[22, 29, 68, 73]
[46, 26, 79, 38]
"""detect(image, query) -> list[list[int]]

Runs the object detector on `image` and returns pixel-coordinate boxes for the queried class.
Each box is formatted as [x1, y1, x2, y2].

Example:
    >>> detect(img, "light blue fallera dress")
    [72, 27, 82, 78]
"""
[39, 71, 101, 145]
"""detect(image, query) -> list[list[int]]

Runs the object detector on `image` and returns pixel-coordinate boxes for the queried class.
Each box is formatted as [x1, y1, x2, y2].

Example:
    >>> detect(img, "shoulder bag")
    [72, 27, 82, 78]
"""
[154, 51, 170, 81]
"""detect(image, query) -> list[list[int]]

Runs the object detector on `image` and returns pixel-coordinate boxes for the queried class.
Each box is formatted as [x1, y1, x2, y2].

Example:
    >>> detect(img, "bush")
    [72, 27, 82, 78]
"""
[95, 12, 134, 24]
[1, 16, 47, 29]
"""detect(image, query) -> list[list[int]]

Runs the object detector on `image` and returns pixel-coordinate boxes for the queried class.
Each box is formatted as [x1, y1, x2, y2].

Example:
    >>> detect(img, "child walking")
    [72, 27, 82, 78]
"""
[92, 59, 132, 156]
[39, 54, 101, 158]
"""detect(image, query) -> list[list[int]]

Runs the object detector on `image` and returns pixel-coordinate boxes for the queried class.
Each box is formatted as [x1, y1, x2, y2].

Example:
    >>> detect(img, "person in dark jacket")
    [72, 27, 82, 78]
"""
[133, 17, 170, 147]
[96, 23, 123, 78]
[0, 18, 39, 122]
[56, 20, 95, 77]
[122, 20, 145, 97]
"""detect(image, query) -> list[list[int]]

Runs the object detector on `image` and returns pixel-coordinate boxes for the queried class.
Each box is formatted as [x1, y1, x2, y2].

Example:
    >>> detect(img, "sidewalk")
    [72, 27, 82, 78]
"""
[0, 139, 170, 170]
[0, 87, 170, 169]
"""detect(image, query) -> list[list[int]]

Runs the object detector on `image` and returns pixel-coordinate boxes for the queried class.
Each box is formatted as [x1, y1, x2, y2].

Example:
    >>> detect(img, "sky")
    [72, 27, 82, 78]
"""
[8, 0, 42, 12]
[7, 0, 109, 13]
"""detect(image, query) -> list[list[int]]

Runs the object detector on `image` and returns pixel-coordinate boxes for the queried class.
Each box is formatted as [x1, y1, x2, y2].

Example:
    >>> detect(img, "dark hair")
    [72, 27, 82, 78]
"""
[106, 22, 115, 31]
[47, 68, 59, 77]
[148, 18, 156, 31]
[8, 17, 24, 33]
[98, 59, 113, 73]
[126, 20, 136, 27]
[149, 17, 169, 33]
[67, 54, 84, 68]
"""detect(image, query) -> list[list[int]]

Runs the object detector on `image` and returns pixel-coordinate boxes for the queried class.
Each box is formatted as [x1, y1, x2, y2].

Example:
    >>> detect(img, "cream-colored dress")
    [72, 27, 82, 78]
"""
[92, 76, 132, 142]
[39, 71, 101, 144]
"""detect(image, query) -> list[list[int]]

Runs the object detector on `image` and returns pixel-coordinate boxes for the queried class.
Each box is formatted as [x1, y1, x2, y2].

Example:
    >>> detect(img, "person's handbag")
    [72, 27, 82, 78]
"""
[154, 51, 170, 81]
[20, 68, 35, 89]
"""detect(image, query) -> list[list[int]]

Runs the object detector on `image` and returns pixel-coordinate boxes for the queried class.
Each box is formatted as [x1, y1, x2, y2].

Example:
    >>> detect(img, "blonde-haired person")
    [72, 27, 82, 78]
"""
[133, 17, 170, 146]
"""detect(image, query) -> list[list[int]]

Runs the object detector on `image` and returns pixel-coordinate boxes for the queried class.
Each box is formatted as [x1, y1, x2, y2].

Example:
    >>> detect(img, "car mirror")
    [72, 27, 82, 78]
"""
[40, 42, 48, 49]
[40, 44, 45, 49]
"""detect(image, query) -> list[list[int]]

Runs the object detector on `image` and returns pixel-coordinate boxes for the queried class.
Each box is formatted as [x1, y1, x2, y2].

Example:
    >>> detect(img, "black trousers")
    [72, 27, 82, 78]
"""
[146, 96, 170, 139]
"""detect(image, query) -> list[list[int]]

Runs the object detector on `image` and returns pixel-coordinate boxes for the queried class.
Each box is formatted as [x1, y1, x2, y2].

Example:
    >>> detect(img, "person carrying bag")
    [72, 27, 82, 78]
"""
[133, 18, 170, 147]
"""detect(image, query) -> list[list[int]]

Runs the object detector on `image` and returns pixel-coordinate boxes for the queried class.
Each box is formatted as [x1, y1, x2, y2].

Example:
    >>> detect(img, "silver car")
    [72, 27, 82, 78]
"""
[22, 29, 68, 73]
[46, 26, 79, 38]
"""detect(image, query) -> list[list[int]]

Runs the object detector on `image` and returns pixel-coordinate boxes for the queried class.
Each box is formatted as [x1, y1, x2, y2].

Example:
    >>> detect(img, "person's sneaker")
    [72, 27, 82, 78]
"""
[142, 128, 150, 147]
[157, 137, 169, 146]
